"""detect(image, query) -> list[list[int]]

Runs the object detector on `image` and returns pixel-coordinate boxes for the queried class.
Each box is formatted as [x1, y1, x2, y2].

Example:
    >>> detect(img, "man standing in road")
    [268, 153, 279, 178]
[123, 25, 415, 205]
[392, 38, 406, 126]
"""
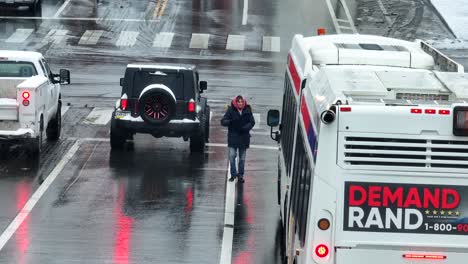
[221, 95, 255, 183]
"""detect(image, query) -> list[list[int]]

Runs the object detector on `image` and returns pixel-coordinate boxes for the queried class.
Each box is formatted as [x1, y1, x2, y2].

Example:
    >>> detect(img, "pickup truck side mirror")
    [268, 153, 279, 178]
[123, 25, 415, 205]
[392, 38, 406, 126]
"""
[59, 69, 70, 84]
[199, 81, 207, 92]
[120, 78, 124, 86]
[267, 109, 281, 142]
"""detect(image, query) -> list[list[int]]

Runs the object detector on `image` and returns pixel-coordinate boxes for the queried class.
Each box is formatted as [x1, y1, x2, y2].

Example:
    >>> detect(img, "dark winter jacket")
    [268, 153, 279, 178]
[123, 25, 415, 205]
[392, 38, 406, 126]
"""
[220, 101, 255, 148]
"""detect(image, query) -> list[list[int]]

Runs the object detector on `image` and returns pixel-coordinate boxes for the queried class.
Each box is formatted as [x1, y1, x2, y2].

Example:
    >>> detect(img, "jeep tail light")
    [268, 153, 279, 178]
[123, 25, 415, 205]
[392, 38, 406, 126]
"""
[120, 93, 128, 110]
[403, 254, 446, 260]
[188, 99, 195, 113]
[315, 244, 329, 258]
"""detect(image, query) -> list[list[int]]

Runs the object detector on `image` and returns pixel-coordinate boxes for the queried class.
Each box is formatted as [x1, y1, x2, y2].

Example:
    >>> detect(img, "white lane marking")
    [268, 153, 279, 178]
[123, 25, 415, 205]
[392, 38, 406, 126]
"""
[207, 143, 278, 150]
[61, 105, 70, 117]
[0, 16, 159, 23]
[189, 33, 210, 49]
[43, 29, 68, 44]
[116, 31, 139, 47]
[153, 32, 174, 48]
[376, 0, 393, 25]
[226, 34, 245, 51]
[242, 0, 248, 25]
[219, 162, 236, 264]
[253, 113, 261, 129]
[54, 0, 72, 18]
[83, 107, 113, 125]
[78, 30, 103, 45]
[262, 36, 280, 52]
[0, 141, 80, 252]
[339, 0, 358, 33]
[5, 29, 34, 43]
[210, 111, 213, 123]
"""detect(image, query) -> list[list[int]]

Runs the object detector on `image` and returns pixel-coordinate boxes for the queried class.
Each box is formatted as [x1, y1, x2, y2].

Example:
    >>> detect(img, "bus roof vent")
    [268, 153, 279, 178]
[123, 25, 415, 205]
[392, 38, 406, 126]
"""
[340, 135, 468, 173]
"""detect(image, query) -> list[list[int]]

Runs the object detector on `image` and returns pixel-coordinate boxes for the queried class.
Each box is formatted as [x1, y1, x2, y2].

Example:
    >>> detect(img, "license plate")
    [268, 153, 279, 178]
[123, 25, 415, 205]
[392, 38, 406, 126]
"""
[115, 111, 129, 119]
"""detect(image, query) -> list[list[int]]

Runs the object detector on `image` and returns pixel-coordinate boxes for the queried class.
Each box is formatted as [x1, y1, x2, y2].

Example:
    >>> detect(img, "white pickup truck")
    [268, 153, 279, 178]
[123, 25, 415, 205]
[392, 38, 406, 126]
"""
[0, 51, 70, 157]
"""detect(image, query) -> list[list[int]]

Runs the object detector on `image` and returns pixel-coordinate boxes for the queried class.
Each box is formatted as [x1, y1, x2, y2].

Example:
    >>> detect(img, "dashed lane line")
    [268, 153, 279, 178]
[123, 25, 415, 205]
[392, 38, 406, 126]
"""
[0, 141, 81, 252]
[153, 32, 174, 48]
[116, 31, 139, 47]
[83, 108, 113, 125]
[226, 34, 245, 51]
[43, 29, 68, 44]
[190, 33, 210, 49]
[242, 0, 248, 25]
[5, 29, 34, 43]
[262, 36, 280, 52]
[54, 0, 72, 18]
[78, 30, 104, 45]
[61, 105, 70, 117]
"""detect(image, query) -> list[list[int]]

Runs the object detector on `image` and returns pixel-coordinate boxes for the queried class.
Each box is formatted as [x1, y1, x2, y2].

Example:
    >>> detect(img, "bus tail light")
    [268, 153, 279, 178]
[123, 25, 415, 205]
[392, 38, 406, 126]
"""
[120, 93, 128, 110]
[318, 218, 330, 230]
[315, 244, 329, 258]
[403, 254, 446, 260]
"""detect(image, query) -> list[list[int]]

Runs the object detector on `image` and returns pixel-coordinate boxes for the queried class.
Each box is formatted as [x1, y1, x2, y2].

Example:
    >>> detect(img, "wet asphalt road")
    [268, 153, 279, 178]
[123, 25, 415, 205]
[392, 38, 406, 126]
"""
[0, 0, 461, 263]
[0, 0, 335, 263]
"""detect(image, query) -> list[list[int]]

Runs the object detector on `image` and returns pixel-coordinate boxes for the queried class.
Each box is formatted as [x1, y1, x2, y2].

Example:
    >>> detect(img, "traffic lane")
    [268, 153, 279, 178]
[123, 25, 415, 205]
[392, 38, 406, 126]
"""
[232, 149, 282, 264]
[0, 138, 227, 263]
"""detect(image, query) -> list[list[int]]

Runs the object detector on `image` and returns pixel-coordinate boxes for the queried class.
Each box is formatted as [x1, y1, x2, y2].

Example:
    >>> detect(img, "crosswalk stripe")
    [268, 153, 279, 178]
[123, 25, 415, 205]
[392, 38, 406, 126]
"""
[262, 36, 280, 52]
[153, 32, 174, 48]
[61, 105, 70, 117]
[189, 33, 210, 49]
[116, 31, 139, 47]
[83, 108, 113, 125]
[5, 29, 34, 43]
[226, 34, 245, 50]
[253, 113, 261, 129]
[43, 29, 68, 44]
[78, 30, 103, 45]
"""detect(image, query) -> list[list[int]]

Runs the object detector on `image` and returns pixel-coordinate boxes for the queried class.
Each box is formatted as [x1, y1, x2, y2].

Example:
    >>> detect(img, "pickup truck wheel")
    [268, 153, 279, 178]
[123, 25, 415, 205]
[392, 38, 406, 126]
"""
[204, 105, 210, 143]
[139, 89, 176, 125]
[110, 113, 126, 150]
[46, 103, 61, 141]
[28, 118, 43, 157]
[190, 110, 207, 153]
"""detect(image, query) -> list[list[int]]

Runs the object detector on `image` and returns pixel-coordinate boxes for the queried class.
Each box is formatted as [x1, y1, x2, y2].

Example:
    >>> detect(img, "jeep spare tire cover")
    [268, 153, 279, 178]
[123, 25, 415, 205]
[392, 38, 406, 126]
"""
[139, 84, 176, 125]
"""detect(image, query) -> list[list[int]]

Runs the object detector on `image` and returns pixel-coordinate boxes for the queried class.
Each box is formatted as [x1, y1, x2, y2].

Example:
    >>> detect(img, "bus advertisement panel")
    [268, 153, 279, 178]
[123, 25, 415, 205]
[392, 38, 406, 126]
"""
[344, 182, 468, 235]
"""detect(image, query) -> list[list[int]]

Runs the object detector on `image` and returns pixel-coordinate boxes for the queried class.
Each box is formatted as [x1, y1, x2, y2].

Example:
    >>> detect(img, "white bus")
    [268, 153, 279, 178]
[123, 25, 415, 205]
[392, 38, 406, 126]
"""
[267, 34, 468, 264]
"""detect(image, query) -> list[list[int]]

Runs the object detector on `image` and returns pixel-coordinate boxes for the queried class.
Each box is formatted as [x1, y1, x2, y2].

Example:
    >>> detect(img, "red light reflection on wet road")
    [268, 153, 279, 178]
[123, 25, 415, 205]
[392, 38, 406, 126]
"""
[113, 184, 133, 264]
[16, 181, 31, 263]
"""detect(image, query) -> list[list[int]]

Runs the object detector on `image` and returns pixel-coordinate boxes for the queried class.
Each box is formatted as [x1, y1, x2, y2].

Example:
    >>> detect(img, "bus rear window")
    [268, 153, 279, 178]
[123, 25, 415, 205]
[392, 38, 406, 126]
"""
[0, 62, 37, 77]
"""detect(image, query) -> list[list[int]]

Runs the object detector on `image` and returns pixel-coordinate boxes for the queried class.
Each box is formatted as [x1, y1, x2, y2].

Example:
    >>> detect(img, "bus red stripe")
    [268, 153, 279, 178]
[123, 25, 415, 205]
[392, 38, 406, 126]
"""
[288, 54, 301, 95]
[301, 96, 311, 134]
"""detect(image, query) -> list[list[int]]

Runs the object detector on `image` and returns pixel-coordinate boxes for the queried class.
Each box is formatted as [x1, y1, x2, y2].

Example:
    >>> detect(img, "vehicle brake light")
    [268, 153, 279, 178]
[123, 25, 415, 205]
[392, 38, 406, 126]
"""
[22, 91, 30, 100]
[340, 106, 351, 112]
[425, 109, 436, 114]
[403, 254, 446, 260]
[188, 99, 195, 113]
[317, 28, 326, 35]
[411, 108, 422, 114]
[315, 244, 329, 258]
[439, 109, 450, 115]
[120, 93, 128, 110]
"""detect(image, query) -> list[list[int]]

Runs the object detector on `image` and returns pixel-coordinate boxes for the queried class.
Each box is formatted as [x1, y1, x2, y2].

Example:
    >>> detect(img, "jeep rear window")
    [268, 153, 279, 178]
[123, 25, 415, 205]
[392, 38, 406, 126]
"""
[0, 62, 37, 77]
[132, 70, 184, 99]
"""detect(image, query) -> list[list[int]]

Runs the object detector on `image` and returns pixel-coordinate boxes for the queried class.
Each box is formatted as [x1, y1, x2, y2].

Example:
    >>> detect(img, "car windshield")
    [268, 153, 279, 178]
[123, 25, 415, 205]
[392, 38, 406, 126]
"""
[132, 70, 184, 99]
[0, 61, 38, 77]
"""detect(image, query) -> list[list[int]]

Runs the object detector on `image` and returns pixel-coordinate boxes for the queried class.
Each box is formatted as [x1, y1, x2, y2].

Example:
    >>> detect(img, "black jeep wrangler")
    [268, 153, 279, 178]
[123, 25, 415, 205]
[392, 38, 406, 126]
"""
[110, 64, 210, 152]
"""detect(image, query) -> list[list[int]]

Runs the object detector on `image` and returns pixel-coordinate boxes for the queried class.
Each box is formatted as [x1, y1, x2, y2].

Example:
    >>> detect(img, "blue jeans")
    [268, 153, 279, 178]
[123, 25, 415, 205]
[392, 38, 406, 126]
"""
[229, 147, 246, 178]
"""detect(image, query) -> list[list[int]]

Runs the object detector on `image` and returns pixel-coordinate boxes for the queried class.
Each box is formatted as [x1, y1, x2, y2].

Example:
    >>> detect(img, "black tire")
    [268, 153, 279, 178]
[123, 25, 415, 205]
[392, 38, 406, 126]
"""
[28, 117, 43, 158]
[110, 113, 126, 150]
[139, 88, 176, 125]
[204, 105, 210, 143]
[46, 102, 61, 141]
[190, 110, 207, 153]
